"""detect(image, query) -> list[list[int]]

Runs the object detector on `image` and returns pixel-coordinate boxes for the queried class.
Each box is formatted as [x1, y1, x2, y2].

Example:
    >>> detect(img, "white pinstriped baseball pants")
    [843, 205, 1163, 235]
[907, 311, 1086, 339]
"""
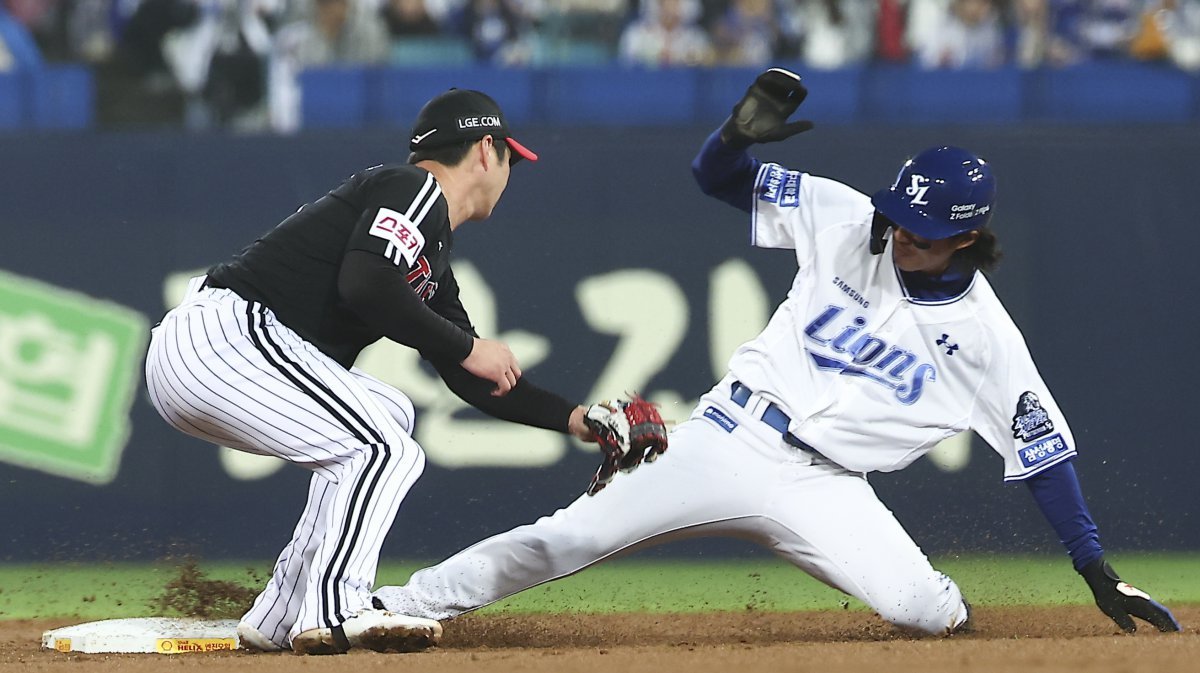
[145, 280, 425, 646]
[374, 379, 969, 635]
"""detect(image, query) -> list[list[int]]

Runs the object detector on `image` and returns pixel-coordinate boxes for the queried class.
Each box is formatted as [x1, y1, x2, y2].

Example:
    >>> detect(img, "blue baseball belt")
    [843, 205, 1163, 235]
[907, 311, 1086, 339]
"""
[730, 381, 837, 464]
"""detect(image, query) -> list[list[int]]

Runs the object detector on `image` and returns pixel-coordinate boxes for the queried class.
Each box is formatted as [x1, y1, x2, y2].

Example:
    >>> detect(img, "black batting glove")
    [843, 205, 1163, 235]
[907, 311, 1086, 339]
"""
[1079, 558, 1181, 633]
[719, 67, 815, 150]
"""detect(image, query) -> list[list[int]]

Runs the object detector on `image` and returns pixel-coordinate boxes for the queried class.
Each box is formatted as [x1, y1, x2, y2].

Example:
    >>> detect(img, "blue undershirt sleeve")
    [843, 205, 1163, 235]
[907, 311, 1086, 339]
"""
[1023, 459, 1104, 571]
[690, 129, 761, 214]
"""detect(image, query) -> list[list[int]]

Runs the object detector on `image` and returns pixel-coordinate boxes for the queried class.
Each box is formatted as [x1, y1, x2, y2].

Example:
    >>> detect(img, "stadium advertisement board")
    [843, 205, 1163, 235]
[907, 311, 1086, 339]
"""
[1, 127, 1196, 560]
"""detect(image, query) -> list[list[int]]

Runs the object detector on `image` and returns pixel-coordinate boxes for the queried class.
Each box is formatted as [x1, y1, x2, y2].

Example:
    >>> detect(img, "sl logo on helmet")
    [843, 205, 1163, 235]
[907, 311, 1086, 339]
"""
[905, 174, 931, 205]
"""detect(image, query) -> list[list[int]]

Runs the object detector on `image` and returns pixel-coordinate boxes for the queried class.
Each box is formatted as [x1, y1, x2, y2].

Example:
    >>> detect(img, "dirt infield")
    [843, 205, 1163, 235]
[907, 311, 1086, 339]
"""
[5, 605, 1197, 673]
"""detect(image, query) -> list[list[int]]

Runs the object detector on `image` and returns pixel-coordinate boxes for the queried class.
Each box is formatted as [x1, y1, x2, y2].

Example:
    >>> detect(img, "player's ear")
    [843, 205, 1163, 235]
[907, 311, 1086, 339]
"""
[953, 230, 981, 250]
[478, 135, 497, 170]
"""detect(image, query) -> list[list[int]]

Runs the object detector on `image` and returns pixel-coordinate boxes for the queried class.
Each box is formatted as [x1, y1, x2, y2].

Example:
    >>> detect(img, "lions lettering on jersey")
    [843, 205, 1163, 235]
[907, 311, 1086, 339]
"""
[803, 304, 937, 405]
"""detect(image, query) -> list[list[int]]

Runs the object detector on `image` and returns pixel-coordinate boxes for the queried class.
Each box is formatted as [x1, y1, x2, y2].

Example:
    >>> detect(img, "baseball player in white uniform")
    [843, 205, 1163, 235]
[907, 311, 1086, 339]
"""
[372, 69, 1180, 637]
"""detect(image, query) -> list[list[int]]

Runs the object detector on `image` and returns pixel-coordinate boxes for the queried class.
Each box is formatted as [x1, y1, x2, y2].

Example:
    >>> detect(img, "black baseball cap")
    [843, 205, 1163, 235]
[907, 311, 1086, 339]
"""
[408, 89, 538, 164]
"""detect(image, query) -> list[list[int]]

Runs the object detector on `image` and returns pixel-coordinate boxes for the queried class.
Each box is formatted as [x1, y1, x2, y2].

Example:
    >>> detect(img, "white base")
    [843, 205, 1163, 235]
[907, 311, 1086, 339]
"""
[43, 617, 242, 654]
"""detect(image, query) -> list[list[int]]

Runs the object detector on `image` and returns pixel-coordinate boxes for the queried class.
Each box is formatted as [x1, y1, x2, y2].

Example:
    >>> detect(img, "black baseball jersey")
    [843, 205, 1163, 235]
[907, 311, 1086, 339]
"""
[208, 164, 473, 369]
[207, 163, 576, 433]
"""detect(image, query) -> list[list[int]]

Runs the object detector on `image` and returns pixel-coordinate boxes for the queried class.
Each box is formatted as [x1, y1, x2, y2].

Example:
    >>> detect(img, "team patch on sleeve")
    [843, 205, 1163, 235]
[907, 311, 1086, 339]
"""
[1011, 391, 1054, 441]
[1018, 433, 1070, 468]
[368, 207, 426, 268]
[757, 165, 801, 208]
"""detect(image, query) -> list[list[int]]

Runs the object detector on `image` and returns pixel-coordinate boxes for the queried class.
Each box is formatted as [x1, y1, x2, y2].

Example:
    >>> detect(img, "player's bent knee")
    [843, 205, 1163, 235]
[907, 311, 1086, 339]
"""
[877, 603, 967, 636]
[873, 577, 968, 636]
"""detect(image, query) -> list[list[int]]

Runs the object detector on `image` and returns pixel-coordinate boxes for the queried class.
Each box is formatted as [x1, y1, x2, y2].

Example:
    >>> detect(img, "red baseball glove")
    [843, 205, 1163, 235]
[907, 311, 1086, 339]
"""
[583, 394, 668, 496]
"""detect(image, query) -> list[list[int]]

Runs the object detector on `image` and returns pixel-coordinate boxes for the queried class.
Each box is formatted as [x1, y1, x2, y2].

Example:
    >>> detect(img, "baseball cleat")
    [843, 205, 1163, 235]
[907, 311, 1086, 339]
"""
[236, 622, 286, 652]
[949, 598, 973, 635]
[291, 609, 442, 655]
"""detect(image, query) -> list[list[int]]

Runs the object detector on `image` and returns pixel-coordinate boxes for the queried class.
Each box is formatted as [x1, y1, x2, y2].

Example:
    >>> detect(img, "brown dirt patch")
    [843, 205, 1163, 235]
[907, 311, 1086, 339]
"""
[4, 605, 1197, 673]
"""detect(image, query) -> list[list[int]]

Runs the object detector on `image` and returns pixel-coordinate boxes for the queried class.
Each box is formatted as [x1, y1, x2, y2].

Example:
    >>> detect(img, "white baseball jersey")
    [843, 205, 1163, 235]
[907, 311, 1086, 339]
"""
[733, 163, 1075, 479]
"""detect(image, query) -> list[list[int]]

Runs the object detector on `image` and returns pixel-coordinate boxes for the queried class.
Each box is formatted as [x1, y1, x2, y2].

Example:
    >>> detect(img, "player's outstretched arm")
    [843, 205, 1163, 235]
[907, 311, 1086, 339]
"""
[1024, 461, 1181, 633]
[692, 67, 814, 214]
[1078, 557, 1181, 633]
[691, 130, 758, 214]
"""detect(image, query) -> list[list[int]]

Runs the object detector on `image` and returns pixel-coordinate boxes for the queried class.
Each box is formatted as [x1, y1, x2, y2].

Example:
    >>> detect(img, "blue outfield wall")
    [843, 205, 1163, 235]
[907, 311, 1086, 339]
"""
[299, 63, 1200, 129]
[3, 63, 1200, 131]
[0, 124, 1197, 563]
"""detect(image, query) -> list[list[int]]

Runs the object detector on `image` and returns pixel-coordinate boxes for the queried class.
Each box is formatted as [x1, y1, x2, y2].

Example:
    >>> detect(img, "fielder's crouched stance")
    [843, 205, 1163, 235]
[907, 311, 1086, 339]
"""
[144, 89, 665, 654]
[374, 69, 1182, 637]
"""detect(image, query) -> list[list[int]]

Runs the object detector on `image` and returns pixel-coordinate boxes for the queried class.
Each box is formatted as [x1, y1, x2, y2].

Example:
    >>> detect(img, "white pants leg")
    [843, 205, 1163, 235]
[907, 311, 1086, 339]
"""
[239, 473, 332, 645]
[232, 370, 417, 646]
[374, 387, 966, 635]
[146, 287, 425, 644]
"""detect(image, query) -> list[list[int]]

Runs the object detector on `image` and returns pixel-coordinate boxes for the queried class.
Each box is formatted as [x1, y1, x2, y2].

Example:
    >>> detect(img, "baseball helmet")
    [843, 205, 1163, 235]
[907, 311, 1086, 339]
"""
[870, 146, 996, 240]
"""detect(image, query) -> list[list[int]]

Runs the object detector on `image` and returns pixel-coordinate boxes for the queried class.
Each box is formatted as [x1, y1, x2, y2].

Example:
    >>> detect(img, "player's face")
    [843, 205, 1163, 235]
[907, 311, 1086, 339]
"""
[891, 227, 977, 275]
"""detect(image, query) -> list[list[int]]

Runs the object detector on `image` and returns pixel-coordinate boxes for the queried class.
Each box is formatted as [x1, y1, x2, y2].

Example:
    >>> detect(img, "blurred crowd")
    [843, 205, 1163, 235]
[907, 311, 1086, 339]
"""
[3, 0, 1200, 131]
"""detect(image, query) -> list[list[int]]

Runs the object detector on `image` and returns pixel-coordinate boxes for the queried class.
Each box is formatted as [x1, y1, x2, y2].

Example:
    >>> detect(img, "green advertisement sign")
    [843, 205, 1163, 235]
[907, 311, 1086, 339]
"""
[0, 271, 149, 483]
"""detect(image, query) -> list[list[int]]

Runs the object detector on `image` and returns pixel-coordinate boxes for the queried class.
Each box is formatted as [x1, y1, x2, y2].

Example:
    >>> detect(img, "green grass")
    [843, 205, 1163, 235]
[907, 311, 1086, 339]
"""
[2, 553, 1197, 621]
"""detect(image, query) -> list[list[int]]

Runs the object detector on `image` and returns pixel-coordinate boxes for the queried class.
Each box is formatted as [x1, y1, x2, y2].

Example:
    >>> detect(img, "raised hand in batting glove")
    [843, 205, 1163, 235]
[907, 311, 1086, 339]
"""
[720, 67, 814, 150]
[583, 395, 667, 496]
[1079, 558, 1181, 633]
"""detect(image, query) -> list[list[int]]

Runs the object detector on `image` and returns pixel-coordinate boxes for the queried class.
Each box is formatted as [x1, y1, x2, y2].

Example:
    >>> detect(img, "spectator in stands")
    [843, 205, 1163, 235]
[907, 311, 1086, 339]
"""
[115, 0, 199, 80]
[1044, 0, 1142, 65]
[0, 2, 42, 70]
[1158, 0, 1200, 69]
[188, 0, 281, 129]
[383, 0, 442, 37]
[618, 0, 714, 66]
[63, 0, 120, 63]
[454, 0, 531, 64]
[274, 0, 387, 66]
[1126, 0, 1200, 69]
[1011, 0, 1050, 67]
[4, 0, 59, 60]
[799, 0, 876, 69]
[269, 0, 388, 131]
[905, 0, 948, 57]
[93, 0, 198, 126]
[875, 0, 909, 62]
[917, 0, 1005, 68]
[710, 0, 780, 66]
[539, 0, 628, 46]
[423, 0, 466, 23]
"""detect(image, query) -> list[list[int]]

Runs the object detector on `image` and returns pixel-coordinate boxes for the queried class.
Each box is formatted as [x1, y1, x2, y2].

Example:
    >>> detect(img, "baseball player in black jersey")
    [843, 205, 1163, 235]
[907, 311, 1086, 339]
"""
[145, 89, 601, 654]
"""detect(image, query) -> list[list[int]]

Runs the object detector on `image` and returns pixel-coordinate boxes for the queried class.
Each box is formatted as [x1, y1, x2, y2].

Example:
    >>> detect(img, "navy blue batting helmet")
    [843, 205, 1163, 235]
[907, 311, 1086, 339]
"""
[870, 146, 996, 240]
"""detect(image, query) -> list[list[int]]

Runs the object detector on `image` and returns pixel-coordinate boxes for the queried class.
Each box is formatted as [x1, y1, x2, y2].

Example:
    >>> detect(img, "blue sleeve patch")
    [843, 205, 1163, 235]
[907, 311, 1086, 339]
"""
[758, 165, 785, 205]
[780, 171, 801, 207]
[702, 406, 738, 433]
[1019, 433, 1070, 468]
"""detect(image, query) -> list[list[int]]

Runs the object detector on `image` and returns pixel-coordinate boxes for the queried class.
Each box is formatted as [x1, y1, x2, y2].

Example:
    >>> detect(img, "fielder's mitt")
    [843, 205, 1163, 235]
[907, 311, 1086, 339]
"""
[583, 395, 668, 496]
